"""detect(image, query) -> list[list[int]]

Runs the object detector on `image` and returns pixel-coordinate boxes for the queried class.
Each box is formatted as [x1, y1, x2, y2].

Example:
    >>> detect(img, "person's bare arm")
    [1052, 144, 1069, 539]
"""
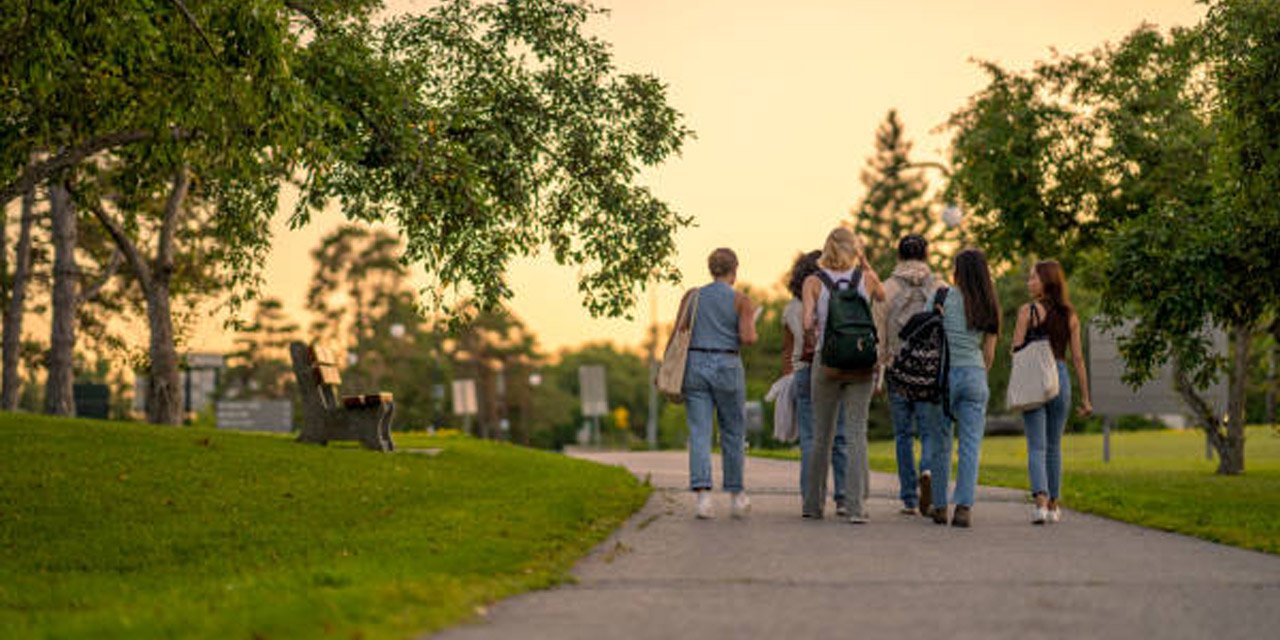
[1070, 314, 1092, 416]
[863, 269, 886, 303]
[983, 333, 998, 370]
[801, 276, 821, 333]
[735, 291, 758, 346]
[1011, 303, 1030, 352]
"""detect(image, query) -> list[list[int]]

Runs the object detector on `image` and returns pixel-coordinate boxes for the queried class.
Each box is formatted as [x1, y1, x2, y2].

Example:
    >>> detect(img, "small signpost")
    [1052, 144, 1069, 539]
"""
[1088, 321, 1228, 462]
[215, 399, 293, 433]
[579, 365, 608, 445]
[451, 379, 478, 434]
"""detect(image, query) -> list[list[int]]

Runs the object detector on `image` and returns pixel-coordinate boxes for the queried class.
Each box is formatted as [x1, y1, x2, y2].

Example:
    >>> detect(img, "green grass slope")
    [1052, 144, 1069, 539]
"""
[0, 414, 649, 639]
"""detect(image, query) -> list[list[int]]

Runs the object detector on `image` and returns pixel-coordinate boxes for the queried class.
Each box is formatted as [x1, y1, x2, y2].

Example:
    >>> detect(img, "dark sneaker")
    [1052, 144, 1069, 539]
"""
[930, 505, 948, 525]
[919, 472, 933, 517]
[951, 505, 972, 528]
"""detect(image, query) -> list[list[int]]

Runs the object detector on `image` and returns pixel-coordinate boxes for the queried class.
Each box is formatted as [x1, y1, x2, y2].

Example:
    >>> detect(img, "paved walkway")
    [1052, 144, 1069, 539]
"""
[432, 451, 1280, 640]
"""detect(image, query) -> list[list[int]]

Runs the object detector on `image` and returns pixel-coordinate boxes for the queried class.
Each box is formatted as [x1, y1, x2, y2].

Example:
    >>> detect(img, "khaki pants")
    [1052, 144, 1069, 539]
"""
[802, 365, 873, 517]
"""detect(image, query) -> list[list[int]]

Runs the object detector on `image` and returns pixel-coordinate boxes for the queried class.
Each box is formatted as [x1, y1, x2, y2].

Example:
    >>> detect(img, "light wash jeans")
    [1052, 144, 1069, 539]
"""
[803, 363, 872, 517]
[684, 351, 746, 492]
[794, 365, 849, 504]
[888, 383, 942, 508]
[1023, 361, 1071, 499]
[926, 366, 989, 508]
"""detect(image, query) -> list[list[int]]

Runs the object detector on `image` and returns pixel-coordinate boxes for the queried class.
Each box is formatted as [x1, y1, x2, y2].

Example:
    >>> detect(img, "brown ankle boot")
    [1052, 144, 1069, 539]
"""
[951, 505, 971, 528]
[930, 505, 948, 525]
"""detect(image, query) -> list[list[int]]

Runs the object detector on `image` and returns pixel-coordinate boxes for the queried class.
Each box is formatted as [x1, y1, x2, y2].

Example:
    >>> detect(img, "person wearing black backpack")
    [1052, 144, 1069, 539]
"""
[875, 235, 946, 517]
[923, 249, 1001, 528]
[800, 228, 885, 522]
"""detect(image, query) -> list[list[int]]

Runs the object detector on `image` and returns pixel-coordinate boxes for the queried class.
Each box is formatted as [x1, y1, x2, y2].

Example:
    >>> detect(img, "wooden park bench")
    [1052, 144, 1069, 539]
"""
[289, 342, 395, 451]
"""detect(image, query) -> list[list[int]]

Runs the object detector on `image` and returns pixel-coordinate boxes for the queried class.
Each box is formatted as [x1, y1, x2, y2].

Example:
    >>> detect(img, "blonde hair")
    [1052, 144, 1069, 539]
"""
[818, 227, 862, 271]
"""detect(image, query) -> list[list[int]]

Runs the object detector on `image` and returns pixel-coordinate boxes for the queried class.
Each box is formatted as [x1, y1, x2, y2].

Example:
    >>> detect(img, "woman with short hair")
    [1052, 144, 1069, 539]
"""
[1012, 260, 1092, 525]
[674, 247, 758, 519]
[801, 228, 885, 522]
[925, 248, 1000, 528]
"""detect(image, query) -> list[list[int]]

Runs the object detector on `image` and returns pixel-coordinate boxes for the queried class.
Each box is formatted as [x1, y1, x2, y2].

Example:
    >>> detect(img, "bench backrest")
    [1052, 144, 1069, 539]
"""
[289, 341, 344, 415]
[308, 345, 343, 410]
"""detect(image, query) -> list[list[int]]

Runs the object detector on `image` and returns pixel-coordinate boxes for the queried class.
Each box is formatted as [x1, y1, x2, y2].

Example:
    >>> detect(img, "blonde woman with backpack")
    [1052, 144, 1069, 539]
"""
[874, 234, 945, 516]
[801, 228, 885, 522]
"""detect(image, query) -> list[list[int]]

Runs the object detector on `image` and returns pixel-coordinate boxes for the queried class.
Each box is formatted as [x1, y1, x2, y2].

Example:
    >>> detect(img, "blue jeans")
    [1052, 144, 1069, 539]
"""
[888, 384, 942, 508]
[926, 366, 989, 508]
[1023, 361, 1071, 499]
[684, 351, 746, 492]
[794, 366, 847, 504]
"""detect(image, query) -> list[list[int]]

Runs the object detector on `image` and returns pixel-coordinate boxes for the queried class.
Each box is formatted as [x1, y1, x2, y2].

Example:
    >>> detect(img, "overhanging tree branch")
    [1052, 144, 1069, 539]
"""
[0, 127, 192, 207]
[72, 188, 155, 298]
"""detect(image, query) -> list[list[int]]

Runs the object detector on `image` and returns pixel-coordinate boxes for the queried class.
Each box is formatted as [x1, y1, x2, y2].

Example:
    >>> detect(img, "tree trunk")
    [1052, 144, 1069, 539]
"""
[1219, 322, 1251, 475]
[1, 184, 36, 409]
[143, 168, 190, 426]
[145, 281, 183, 425]
[44, 181, 77, 416]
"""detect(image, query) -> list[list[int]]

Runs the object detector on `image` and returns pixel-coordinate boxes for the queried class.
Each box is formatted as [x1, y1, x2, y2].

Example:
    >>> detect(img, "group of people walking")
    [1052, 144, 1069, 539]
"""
[667, 227, 1092, 527]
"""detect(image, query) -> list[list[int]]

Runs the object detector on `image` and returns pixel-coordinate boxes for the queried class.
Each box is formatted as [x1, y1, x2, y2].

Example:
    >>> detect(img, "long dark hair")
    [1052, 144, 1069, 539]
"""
[954, 249, 1000, 335]
[1035, 260, 1073, 346]
[788, 250, 822, 299]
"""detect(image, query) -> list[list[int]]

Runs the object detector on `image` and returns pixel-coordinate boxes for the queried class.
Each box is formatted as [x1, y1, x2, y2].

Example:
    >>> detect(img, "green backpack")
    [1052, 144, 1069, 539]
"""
[817, 270, 878, 371]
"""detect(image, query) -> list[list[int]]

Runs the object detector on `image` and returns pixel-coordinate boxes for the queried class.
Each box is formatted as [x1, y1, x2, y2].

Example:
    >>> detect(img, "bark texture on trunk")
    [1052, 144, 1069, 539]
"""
[1220, 323, 1251, 475]
[44, 181, 77, 416]
[145, 286, 182, 425]
[1, 184, 36, 409]
[1174, 324, 1250, 476]
[82, 167, 190, 425]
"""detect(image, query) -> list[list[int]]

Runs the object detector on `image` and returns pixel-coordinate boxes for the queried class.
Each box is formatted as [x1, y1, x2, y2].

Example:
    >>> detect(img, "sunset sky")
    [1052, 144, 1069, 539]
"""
[193, 0, 1207, 356]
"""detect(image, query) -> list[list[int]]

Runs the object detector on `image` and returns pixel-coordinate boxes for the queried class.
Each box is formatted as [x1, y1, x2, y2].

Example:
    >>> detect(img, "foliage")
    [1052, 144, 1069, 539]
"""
[0, 413, 649, 638]
[852, 110, 957, 275]
[224, 297, 300, 400]
[944, 2, 1280, 472]
[292, 0, 694, 320]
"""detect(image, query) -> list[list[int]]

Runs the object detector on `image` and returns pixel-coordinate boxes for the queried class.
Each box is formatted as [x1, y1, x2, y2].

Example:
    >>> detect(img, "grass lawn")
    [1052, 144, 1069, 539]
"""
[0, 414, 650, 639]
[754, 425, 1280, 554]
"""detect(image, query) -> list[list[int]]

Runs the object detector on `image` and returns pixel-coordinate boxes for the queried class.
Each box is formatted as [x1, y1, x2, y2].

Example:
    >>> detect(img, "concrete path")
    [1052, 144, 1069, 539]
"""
[432, 451, 1280, 640]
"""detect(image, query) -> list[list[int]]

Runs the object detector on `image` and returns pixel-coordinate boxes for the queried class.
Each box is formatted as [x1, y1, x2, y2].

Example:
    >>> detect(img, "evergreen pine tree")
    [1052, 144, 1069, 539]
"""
[852, 110, 956, 275]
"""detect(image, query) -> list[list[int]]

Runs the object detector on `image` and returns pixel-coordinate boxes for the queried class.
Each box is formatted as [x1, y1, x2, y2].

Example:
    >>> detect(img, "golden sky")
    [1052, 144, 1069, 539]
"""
[193, 0, 1207, 356]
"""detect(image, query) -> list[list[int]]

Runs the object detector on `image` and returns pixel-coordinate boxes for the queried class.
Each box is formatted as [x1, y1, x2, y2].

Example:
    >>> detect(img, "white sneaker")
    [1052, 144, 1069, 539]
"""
[835, 503, 851, 518]
[1032, 506, 1048, 525]
[695, 491, 715, 519]
[731, 492, 751, 519]
[848, 512, 869, 524]
[1047, 507, 1062, 524]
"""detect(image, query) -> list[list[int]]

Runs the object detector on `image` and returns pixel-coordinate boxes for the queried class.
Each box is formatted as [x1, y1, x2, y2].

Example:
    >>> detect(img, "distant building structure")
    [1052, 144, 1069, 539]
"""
[133, 352, 225, 418]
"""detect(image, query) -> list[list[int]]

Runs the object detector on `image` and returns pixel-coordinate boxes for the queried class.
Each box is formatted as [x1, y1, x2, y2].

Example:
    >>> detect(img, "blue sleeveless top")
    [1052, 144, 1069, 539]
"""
[689, 281, 740, 351]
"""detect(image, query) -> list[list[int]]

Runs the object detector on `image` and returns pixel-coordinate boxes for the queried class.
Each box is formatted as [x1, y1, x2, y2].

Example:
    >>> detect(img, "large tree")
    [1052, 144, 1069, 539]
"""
[852, 110, 956, 275]
[2, 1, 690, 424]
[945, 1, 1279, 473]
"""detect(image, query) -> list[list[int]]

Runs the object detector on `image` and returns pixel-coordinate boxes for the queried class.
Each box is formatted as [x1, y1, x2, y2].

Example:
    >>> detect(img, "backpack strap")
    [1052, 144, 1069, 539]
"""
[932, 286, 950, 313]
[816, 269, 861, 292]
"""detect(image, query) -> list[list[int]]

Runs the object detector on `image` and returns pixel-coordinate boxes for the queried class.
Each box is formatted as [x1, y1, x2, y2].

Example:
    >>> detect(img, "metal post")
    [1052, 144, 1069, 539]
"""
[1102, 416, 1111, 463]
[646, 288, 659, 450]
